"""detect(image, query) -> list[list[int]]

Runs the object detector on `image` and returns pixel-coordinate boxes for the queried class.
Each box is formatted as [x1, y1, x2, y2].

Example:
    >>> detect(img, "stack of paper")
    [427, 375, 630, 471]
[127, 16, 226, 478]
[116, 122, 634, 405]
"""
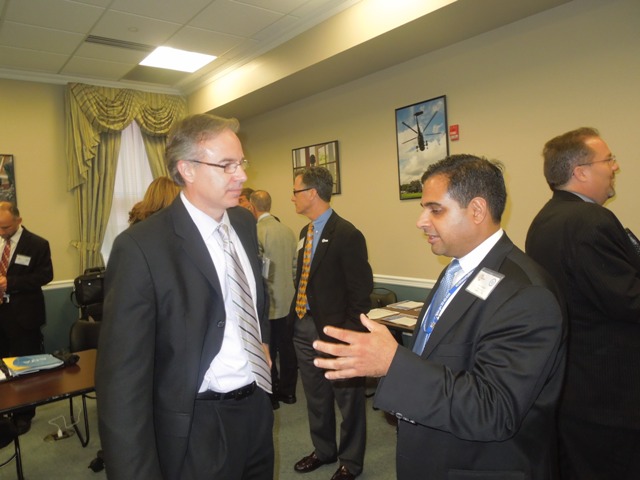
[0, 354, 64, 379]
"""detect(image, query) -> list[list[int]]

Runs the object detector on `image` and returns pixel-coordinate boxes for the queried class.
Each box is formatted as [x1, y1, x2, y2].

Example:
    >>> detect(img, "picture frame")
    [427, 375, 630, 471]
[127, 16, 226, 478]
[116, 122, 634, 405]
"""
[395, 95, 448, 200]
[292, 140, 341, 195]
[0, 154, 16, 204]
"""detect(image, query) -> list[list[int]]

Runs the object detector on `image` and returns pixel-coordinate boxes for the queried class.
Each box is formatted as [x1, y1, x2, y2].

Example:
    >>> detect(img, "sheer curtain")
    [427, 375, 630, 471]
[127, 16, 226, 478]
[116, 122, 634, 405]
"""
[101, 122, 154, 264]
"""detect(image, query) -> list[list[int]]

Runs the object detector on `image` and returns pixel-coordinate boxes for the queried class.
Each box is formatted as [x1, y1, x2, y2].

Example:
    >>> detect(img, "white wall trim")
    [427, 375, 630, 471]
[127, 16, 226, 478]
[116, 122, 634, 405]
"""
[373, 274, 435, 290]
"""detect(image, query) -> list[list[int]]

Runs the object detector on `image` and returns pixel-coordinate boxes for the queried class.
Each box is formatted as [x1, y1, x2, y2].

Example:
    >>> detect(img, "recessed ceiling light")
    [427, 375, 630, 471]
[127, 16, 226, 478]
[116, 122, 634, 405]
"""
[140, 47, 216, 73]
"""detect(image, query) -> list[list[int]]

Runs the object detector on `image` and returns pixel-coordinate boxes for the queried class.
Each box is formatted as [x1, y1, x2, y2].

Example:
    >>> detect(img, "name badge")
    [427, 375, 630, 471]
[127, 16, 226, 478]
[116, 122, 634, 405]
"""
[465, 268, 504, 300]
[15, 254, 31, 266]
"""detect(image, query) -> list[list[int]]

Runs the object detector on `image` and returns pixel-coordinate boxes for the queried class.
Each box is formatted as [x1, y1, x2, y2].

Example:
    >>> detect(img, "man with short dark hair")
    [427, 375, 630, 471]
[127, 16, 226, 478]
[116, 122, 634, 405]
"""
[526, 128, 640, 479]
[290, 167, 372, 480]
[313, 155, 566, 480]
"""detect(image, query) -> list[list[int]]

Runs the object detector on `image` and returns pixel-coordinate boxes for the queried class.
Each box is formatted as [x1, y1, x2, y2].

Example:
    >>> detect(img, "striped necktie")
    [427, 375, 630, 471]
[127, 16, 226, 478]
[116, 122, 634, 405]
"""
[295, 223, 314, 318]
[0, 240, 10, 276]
[217, 224, 272, 393]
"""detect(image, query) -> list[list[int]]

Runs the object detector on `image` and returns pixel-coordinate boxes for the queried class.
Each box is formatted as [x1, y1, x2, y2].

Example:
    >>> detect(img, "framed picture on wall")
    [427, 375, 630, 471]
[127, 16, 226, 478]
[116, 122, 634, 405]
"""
[0, 154, 16, 204]
[292, 140, 341, 195]
[395, 95, 448, 200]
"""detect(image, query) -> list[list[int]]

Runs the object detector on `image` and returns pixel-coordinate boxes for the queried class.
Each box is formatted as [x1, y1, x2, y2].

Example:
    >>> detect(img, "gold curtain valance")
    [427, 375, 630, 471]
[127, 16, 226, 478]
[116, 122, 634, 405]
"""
[66, 82, 187, 191]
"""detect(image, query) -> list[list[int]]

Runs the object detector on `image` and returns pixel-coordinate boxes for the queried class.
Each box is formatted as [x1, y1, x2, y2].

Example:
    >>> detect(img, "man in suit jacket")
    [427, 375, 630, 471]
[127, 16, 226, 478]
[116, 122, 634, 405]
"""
[314, 155, 566, 480]
[526, 128, 640, 480]
[0, 202, 53, 355]
[290, 167, 373, 480]
[250, 189, 298, 409]
[0, 201, 53, 433]
[96, 114, 274, 480]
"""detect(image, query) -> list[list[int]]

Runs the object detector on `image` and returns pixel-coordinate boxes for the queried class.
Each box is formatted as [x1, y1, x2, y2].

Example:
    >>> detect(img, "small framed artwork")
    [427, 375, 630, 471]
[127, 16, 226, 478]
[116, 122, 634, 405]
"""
[395, 95, 448, 200]
[0, 154, 16, 204]
[292, 140, 341, 194]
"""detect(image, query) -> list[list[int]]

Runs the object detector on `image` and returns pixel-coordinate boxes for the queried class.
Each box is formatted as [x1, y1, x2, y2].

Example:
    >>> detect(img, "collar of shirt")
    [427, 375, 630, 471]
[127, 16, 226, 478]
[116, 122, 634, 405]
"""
[311, 207, 333, 254]
[454, 229, 504, 282]
[2, 225, 23, 252]
[566, 190, 595, 203]
[257, 212, 271, 222]
[180, 192, 227, 240]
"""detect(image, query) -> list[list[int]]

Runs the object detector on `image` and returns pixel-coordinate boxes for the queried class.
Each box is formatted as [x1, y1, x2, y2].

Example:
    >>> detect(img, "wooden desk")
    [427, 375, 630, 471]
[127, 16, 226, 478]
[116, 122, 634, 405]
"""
[369, 301, 424, 338]
[0, 349, 96, 480]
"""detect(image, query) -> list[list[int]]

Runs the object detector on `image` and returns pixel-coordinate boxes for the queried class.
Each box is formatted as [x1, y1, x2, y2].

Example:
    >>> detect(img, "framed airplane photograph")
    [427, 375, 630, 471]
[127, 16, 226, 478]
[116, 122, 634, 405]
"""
[395, 95, 448, 200]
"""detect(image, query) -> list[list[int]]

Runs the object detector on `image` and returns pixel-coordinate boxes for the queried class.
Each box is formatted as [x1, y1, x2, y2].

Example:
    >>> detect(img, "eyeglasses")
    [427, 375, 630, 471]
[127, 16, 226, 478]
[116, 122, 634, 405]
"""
[293, 187, 313, 195]
[189, 158, 249, 174]
[577, 155, 617, 167]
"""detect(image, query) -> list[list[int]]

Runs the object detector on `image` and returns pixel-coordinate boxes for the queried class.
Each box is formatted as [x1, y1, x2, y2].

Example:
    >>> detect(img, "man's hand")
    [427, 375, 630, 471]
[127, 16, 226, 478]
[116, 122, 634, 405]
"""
[313, 314, 398, 380]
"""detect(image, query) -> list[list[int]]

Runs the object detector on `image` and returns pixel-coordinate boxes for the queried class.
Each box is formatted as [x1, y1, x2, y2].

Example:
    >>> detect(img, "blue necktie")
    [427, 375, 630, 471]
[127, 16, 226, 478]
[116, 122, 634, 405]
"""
[412, 260, 462, 355]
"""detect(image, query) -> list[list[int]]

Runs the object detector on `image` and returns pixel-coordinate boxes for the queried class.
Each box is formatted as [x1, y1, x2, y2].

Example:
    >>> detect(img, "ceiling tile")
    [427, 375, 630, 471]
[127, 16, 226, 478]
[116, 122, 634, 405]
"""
[74, 42, 149, 64]
[0, 46, 68, 72]
[166, 26, 244, 56]
[0, 22, 84, 54]
[5, 0, 105, 33]
[190, 0, 282, 38]
[90, 11, 181, 46]
[61, 56, 135, 80]
[235, 0, 310, 15]
[108, 0, 213, 24]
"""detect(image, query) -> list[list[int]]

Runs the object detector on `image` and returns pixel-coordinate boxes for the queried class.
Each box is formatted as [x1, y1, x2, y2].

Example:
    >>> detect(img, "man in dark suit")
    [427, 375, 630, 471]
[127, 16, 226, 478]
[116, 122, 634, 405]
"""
[290, 167, 373, 480]
[96, 114, 274, 480]
[314, 155, 566, 480]
[526, 128, 640, 480]
[0, 201, 53, 433]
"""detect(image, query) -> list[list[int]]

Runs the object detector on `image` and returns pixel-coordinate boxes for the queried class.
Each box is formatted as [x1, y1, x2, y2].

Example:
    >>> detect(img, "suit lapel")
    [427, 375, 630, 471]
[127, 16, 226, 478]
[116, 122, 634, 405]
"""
[421, 234, 514, 357]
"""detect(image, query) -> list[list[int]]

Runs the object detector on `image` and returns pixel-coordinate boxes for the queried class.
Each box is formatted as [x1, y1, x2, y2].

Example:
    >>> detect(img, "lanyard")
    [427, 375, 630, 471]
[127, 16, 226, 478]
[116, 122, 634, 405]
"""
[421, 269, 474, 335]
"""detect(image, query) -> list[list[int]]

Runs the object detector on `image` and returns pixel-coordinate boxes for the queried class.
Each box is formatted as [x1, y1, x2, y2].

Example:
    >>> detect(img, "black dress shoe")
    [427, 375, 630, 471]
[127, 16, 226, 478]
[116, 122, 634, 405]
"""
[294, 452, 336, 473]
[278, 394, 297, 404]
[330, 465, 356, 480]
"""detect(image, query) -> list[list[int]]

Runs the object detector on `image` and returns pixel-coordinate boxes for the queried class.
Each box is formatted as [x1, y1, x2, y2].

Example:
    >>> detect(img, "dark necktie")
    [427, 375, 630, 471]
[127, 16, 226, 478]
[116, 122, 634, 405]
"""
[295, 224, 314, 318]
[217, 224, 272, 392]
[412, 259, 462, 355]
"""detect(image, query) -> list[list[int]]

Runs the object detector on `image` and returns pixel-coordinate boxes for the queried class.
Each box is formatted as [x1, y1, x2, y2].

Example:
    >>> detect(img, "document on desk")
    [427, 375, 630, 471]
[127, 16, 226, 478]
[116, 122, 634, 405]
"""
[0, 354, 64, 379]
[387, 300, 424, 310]
[384, 315, 417, 328]
[368, 308, 399, 319]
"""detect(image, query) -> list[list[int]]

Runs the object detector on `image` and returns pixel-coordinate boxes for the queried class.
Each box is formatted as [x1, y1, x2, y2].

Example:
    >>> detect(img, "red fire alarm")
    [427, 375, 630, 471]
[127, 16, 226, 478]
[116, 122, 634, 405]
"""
[449, 124, 459, 141]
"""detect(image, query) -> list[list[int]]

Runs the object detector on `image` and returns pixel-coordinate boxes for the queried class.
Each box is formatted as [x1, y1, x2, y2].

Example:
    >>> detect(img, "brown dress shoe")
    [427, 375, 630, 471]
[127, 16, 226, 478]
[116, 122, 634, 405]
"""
[330, 465, 356, 480]
[294, 452, 337, 473]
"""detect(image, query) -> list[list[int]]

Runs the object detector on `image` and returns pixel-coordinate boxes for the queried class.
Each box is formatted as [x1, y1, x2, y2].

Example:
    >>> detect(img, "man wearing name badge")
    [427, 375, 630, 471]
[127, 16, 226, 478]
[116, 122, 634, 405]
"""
[526, 128, 640, 479]
[0, 201, 53, 434]
[290, 166, 373, 480]
[96, 114, 274, 480]
[313, 155, 566, 480]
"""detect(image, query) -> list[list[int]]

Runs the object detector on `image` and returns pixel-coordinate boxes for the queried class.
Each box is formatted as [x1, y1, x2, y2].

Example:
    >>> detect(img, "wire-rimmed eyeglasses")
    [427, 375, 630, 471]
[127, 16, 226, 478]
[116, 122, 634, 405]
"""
[577, 155, 617, 167]
[189, 158, 249, 174]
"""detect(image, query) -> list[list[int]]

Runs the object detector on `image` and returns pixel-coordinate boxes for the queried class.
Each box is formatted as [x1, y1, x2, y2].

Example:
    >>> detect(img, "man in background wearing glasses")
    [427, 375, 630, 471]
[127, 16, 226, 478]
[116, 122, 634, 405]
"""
[97, 114, 274, 480]
[526, 127, 640, 480]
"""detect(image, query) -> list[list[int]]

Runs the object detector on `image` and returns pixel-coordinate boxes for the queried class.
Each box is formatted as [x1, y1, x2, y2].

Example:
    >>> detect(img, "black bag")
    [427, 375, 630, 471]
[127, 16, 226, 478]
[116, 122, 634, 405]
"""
[71, 268, 105, 320]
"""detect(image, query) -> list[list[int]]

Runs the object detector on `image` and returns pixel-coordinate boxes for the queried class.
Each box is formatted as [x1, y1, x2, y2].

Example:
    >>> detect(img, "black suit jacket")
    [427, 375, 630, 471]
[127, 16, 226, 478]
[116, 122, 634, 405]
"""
[526, 189, 640, 429]
[96, 199, 268, 480]
[289, 211, 372, 339]
[375, 234, 566, 480]
[1, 227, 53, 330]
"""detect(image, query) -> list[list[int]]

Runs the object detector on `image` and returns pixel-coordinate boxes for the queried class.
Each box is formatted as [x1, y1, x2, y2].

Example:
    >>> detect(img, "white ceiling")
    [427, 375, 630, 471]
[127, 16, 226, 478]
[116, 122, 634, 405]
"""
[0, 0, 572, 118]
[0, 0, 361, 93]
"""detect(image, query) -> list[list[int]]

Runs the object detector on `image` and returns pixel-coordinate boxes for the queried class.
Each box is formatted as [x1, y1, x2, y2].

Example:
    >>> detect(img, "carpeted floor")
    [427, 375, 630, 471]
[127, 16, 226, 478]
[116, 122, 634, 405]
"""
[0, 380, 397, 480]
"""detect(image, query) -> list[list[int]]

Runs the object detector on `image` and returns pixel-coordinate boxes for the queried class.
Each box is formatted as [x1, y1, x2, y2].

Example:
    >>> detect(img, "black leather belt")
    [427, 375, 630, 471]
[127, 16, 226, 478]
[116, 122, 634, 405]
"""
[196, 382, 256, 401]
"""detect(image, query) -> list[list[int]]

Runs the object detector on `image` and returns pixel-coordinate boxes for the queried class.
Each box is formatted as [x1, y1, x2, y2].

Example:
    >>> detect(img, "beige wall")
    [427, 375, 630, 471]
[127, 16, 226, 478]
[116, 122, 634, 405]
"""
[0, 79, 79, 281]
[236, 0, 640, 282]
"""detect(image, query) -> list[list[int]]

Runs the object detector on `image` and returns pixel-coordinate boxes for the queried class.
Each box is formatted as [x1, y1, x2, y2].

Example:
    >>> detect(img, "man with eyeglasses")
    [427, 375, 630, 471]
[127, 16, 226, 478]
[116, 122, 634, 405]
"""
[97, 114, 274, 480]
[290, 167, 373, 480]
[526, 127, 640, 480]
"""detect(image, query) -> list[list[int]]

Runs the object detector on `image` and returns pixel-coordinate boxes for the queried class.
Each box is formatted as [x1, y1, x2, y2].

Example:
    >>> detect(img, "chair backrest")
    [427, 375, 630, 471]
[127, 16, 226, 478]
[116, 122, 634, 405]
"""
[69, 319, 102, 352]
[370, 287, 397, 309]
